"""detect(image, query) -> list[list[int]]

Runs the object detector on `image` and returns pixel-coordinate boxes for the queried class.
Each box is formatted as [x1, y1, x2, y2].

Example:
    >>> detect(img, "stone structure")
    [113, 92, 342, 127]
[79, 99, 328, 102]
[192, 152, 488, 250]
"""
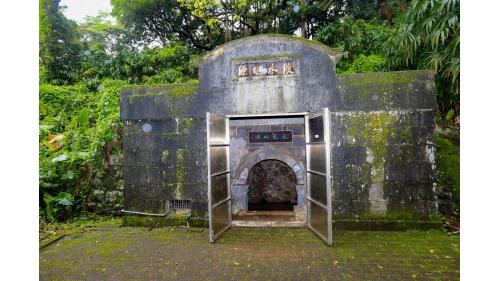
[120, 34, 437, 221]
[229, 117, 305, 212]
[87, 154, 124, 214]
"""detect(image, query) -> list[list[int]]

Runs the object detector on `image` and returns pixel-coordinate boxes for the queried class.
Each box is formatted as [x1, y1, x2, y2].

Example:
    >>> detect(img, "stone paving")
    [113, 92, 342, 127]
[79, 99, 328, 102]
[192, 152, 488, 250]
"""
[40, 226, 459, 281]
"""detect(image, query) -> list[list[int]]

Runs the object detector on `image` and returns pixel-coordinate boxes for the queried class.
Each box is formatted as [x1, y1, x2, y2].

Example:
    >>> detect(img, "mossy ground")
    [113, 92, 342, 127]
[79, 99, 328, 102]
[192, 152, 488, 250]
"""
[40, 223, 459, 280]
[39, 217, 121, 248]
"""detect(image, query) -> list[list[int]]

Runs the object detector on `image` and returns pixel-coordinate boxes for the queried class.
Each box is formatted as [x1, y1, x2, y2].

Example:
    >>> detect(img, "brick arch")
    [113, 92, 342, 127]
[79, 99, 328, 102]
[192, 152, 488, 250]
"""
[234, 146, 305, 185]
[247, 159, 298, 210]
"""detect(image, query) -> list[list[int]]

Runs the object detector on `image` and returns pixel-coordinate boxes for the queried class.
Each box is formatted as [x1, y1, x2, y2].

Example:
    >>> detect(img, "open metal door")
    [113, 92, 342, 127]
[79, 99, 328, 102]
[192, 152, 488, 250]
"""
[206, 112, 231, 243]
[305, 108, 333, 245]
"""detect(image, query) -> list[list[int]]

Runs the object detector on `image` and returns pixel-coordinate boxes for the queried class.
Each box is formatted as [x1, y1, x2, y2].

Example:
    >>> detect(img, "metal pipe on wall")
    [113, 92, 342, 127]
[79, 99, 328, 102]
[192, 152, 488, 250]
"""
[120, 209, 167, 217]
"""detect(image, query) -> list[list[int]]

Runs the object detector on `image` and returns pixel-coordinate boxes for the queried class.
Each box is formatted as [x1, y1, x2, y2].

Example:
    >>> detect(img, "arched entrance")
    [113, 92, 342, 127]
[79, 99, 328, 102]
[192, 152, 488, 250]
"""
[247, 160, 297, 211]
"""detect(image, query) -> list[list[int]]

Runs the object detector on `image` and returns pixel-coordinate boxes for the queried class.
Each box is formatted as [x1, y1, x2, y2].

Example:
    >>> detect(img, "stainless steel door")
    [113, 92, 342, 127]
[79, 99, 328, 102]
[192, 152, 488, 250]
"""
[305, 108, 333, 245]
[206, 113, 231, 243]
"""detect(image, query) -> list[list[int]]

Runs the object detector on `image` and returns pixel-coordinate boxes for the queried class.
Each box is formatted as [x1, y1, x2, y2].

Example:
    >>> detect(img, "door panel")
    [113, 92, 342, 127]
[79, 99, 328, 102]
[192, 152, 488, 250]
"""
[210, 173, 230, 204]
[305, 108, 333, 245]
[207, 113, 231, 243]
[308, 173, 327, 205]
[211, 200, 231, 236]
[309, 201, 329, 239]
[209, 146, 229, 174]
[308, 144, 327, 172]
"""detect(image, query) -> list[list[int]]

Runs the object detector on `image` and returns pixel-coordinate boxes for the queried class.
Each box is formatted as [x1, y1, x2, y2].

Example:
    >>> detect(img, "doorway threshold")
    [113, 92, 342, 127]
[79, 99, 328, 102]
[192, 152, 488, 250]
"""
[232, 211, 306, 228]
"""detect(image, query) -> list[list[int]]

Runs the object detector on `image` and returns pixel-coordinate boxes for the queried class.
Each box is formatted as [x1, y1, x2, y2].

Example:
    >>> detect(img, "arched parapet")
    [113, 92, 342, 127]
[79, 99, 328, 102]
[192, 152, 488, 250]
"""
[198, 34, 342, 114]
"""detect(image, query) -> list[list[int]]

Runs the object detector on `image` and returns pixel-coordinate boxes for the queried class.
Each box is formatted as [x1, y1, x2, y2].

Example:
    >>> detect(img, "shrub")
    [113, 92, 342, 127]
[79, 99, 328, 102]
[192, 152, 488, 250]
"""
[39, 80, 127, 221]
[339, 54, 387, 74]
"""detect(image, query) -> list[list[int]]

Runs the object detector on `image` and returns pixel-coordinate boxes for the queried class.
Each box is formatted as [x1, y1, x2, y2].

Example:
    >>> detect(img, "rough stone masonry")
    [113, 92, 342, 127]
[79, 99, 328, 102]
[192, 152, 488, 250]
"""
[120, 34, 438, 221]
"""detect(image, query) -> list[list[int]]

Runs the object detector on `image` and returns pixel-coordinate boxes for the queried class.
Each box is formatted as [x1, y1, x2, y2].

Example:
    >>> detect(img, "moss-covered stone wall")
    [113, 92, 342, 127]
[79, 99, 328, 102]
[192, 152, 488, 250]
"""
[336, 70, 436, 111]
[330, 110, 437, 220]
[122, 116, 208, 216]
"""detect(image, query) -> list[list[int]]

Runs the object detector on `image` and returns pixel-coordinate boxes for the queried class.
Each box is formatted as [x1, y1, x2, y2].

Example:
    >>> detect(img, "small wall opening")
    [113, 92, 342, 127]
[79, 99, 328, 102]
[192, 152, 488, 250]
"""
[167, 199, 191, 215]
[247, 160, 297, 211]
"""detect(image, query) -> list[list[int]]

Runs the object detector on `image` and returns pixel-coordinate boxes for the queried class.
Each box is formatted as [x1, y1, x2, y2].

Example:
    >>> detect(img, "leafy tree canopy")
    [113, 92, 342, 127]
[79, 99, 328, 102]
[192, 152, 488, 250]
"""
[385, 0, 459, 118]
[111, 0, 224, 50]
[39, 0, 83, 85]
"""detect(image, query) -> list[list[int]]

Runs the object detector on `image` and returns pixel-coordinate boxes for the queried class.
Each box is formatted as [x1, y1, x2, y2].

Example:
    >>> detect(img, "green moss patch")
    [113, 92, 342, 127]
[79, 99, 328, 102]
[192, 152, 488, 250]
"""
[204, 34, 342, 61]
[346, 112, 396, 169]
[121, 215, 208, 228]
[436, 134, 460, 213]
[230, 53, 300, 61]
[40, 226, 459, 280]
[175, 149, 187, 196]
[125, 83, 199, 103]
[337, 70, 434, 87]
[333, 219, 442, 231]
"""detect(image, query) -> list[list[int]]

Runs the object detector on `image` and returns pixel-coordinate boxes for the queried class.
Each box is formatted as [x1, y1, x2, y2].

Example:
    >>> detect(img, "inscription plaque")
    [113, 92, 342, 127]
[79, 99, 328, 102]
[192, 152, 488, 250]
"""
[234, 60, 296, 78]
[249, 131, 293, 143]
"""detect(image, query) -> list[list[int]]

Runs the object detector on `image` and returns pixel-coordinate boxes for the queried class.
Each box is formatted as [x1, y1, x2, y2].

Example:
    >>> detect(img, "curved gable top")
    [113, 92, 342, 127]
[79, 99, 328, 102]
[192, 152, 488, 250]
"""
[202, 34, 342, 63]
[197, 34, 341, 114]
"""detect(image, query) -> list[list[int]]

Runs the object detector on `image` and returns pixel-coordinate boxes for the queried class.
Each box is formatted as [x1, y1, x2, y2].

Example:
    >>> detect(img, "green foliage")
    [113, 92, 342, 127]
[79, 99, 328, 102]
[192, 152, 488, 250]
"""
[385, 0, 460, 122]
[39, 0, 83, 85]
[435, 134, 460, 215]
[112, 0, 341, 50]
[315, 17, 392, 72]
[111, 0, 223, 50]
[146, 69, 185, 84]
[79, 13, 196, 84]
[315, 18, 391, 59]
[39, 11, 197, 222]
[39, 80, 127, 221]
[340, 54, 387, 74]
[345, 0, 381, 20]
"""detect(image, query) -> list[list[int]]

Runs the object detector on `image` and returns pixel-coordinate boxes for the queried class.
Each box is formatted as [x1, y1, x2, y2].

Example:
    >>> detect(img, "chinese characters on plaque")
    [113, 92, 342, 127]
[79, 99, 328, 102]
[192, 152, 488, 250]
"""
[236, 61, 296, 78]
[249, 131, 293, 143]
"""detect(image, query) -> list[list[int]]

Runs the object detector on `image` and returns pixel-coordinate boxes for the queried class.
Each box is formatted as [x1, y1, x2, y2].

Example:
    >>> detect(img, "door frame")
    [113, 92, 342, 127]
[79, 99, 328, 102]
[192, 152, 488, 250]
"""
[207, 110, 333, 244]
[207, 113, 232, 243]
[304, 108, 333, 245]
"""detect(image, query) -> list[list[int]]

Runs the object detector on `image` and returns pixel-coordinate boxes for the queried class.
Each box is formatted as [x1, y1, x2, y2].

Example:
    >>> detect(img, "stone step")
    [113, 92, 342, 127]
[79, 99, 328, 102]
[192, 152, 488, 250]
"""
[232, 220, 306, 228]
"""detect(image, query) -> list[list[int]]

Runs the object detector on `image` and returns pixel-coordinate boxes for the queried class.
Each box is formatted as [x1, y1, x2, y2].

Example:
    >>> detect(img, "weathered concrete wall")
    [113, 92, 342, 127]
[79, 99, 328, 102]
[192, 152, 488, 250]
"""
[336, 71, 436, 111]
[121, 112, 208, 215]
[120, 84, 200, 119]
[120, 35, 438, 221]
[330, 71, 438, 219]
[330, 110, 437, 219]
[199, 35, 339, 114]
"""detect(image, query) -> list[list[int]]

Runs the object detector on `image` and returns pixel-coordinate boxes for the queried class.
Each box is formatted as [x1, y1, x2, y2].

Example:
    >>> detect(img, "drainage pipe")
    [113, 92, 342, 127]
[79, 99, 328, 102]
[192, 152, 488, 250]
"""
[120, 209, 167, 217]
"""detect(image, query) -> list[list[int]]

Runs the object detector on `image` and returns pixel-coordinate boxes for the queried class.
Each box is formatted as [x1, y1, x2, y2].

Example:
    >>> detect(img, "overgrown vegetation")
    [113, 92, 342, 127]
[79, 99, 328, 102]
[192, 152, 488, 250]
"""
[39, 216, 120, 246]
[385, 0, 460, 125]
[315, 17, 391, 73]
[39, 80, 126, 221]
[39, 0, 459, 222]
